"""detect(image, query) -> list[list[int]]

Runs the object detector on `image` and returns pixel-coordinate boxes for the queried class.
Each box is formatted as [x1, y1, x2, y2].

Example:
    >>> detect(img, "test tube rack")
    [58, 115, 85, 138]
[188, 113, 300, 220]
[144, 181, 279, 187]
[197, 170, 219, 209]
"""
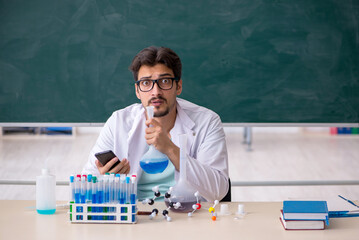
[69, 202, 137, 224]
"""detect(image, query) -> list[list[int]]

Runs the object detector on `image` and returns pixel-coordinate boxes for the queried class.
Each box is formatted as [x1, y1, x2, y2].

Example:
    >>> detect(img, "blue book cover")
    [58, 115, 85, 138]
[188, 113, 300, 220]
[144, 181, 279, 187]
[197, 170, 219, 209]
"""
[283, 201, 329, 225]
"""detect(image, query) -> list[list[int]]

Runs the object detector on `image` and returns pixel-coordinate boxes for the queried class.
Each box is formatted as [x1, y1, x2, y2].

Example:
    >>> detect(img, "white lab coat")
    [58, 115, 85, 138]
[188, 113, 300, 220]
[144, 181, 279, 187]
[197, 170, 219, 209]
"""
[82, 98, 229, 202]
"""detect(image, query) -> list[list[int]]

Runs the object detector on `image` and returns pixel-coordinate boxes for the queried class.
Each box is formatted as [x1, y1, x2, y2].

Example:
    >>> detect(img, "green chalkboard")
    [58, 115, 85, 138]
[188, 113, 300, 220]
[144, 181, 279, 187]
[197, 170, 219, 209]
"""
[1, 0, 358, 124]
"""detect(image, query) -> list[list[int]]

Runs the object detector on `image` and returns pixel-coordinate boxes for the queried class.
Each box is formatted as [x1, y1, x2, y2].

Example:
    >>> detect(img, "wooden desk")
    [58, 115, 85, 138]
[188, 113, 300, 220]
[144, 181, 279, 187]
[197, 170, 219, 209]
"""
[0, 201, 358, 240]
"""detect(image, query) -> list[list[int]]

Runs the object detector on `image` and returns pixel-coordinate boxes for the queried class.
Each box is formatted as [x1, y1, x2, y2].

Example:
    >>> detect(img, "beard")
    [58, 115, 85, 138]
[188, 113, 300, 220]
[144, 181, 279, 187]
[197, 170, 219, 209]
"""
[154, 106, 170, 117]
[148, 96, 173, 117]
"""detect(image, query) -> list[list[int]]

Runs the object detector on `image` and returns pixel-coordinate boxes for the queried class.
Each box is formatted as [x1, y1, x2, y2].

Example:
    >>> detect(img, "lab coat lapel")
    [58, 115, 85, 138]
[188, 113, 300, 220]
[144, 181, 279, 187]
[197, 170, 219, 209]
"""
[172, 101, 195, 180]
[175, 101, 195, 159]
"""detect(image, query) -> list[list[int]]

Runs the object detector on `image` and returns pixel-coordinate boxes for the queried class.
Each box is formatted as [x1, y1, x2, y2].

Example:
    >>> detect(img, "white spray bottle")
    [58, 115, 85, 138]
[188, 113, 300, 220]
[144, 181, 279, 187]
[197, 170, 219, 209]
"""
[164, 134, 198, 212]
[140, 106, 169, 174]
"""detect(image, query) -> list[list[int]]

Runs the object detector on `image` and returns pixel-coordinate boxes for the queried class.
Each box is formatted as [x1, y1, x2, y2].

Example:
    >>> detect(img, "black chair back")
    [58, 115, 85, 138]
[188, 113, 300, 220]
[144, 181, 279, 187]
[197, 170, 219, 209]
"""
[221, 178, 231, 202]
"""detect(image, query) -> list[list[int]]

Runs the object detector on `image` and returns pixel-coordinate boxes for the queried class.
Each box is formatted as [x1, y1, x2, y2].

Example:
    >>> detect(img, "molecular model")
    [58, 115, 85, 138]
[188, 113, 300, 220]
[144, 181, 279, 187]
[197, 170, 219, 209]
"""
[142, 186, 181, 222]
[187, 191, 202, 217]
[208, 200, 219, 221]
[188, 192, 219, 221]
[142, 186, 219, 221]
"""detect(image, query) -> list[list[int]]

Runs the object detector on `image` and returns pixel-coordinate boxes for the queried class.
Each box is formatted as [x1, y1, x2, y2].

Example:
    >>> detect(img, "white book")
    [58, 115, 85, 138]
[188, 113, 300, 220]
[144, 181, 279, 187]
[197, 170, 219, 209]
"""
[280, 211, 325, 230]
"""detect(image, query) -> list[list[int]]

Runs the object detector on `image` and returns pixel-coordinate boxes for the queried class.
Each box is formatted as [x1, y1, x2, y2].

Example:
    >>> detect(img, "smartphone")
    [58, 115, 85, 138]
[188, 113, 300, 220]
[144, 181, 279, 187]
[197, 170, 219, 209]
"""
[94, 150, 120, 171]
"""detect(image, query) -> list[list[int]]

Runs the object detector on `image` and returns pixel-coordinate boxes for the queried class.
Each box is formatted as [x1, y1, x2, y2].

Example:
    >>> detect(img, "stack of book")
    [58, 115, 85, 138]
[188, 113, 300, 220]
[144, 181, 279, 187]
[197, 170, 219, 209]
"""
[330, 127, 359, 134]
[280, 200, 329, 230]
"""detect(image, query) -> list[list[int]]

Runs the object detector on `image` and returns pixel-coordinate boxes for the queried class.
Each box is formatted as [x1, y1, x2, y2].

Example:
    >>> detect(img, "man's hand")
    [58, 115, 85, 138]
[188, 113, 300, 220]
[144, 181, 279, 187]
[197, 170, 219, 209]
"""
[95, 157, 130, 175]
[145, 118, 174, 154]
[145, 118, 180, 170]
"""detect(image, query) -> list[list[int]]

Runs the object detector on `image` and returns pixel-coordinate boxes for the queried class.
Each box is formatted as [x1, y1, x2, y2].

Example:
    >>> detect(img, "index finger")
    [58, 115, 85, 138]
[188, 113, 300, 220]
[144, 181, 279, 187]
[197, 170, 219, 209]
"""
[110, 158, 130, 174]
[145, 118, 160, 127]
[102, 157, 120, 173]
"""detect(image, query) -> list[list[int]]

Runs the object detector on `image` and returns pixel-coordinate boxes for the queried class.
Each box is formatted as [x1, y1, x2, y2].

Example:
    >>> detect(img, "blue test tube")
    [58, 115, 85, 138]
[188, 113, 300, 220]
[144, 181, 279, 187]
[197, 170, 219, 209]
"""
[130, 175, 137, 204]
[110, 173, 116, 203]
[103, 174, 110, 220]
[69, 175, 75, 202]
[115, 174, 120, 203]
[86, 174, 92, 202]
[74, 175, 81, 204]
[126, 176, 130, 204]
[109, 173, 113, 204]
[80, 175, 86, 204]
[92, 176, 97, 220]
[109, 174, 115, 220]
[104, 174, 109, 203]
[119, 175, 126, 204]
[97, 176, 104, 220]
[98, 176, 104, 203]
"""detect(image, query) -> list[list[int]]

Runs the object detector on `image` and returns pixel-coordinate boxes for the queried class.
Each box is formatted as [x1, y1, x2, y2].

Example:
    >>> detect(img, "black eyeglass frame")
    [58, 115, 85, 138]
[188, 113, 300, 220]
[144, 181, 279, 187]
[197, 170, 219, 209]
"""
[135, 77, 179, 92]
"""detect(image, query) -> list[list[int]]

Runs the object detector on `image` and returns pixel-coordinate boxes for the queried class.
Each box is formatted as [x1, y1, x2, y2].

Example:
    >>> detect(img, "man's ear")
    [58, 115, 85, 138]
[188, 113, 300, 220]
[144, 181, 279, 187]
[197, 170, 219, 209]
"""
[176, 79, 182, 95]
[135, 84, 141, 100]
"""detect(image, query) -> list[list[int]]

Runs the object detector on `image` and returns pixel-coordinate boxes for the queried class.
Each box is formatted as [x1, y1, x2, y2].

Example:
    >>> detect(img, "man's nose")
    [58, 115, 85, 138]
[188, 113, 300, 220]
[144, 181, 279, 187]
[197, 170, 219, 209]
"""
[151, 81, 163, 95]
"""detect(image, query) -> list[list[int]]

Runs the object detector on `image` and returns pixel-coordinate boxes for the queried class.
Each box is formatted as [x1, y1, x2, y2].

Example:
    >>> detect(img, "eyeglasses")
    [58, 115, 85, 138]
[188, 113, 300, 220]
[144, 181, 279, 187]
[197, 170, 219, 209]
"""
[135, 77, 179, 92]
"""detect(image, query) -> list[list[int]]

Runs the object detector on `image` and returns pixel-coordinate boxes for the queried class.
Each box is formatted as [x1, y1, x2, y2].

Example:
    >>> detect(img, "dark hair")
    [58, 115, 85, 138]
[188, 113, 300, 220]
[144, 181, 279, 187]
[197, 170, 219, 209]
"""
[129, 46, 182, 81]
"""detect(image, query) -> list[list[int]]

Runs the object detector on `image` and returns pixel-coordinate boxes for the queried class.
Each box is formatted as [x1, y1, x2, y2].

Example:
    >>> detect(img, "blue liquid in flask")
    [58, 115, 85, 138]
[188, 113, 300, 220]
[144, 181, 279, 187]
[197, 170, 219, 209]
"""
[140, 159, 169, 174]
[140, 146, 169, 174]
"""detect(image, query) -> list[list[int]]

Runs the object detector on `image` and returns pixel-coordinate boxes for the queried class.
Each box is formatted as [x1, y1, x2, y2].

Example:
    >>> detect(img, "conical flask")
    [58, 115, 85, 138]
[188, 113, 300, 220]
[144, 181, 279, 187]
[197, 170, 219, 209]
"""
[164, 134, 198, 212]
[139, 106, 169, 174]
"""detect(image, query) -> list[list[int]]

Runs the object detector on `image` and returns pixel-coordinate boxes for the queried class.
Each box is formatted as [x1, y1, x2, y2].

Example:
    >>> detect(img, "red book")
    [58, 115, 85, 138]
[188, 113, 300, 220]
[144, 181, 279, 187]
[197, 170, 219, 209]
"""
[330, 127, 337, 135]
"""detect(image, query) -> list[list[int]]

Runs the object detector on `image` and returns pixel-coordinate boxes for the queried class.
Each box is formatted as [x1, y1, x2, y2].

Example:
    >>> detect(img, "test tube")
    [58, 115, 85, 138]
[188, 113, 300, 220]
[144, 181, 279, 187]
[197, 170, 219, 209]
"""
[74, 175, 81, 204]
[86, 174, 92, 202]
[126, 176, 130, 204]
[92, 176, 97, 220]
[92, 176, 97, 203]
[97, 176, 104, 220]
[130, 175, 137, 204]
[109, 174, 115, 203]
[104, 174, 109, 203]
[112, 173, 117, 201]
[109, 173, 115, 219]
[97, 176, 104, 203]
[103, 174, 109, 220]
[119, 175, 126, 204]
[69, 175, 75, 202]
[80, 175, 87, 204]
[115, 174, 120, 203]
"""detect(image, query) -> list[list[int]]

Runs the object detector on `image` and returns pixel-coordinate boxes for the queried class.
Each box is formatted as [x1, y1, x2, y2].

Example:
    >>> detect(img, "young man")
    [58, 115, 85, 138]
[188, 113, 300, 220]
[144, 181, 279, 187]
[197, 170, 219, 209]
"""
[82, 46, 229, 202]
